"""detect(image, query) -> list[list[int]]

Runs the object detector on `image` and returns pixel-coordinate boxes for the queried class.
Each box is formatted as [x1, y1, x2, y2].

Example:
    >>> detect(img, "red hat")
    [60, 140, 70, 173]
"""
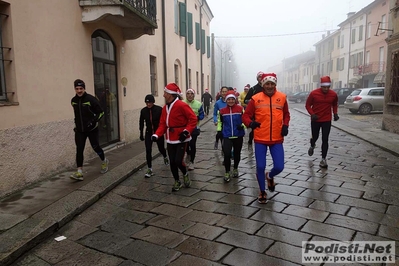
[256, 71, 264, 79]
[225, 91, 237, 100]
[164, 83, 182, 95]
[260, 73, 277, 86]
[205, 88, 209, 92]
[244, 84, 250, 90]
[320, 76, 331, 86]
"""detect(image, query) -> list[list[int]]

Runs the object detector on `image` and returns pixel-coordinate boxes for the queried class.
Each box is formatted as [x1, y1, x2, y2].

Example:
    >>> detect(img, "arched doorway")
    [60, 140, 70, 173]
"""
[91, 30, 120, 146]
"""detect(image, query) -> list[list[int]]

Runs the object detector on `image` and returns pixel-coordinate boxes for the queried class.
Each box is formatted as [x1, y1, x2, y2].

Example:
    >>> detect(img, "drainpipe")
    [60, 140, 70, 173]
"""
[362, 13, 368, 88]
[185, 0, 188, 90]
[347, 22, 352, 88]
[162, 0, 167, 86]
[200, 0, 204, 95]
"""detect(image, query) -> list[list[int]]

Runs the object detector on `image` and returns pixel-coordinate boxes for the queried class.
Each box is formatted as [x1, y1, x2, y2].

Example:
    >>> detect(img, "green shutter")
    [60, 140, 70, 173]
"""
[174, 0, 178, 34]
[201, 29, 205, 54]
[179, 2, 186, 37]
[195, 23, 200, 50]
[207, 36, 210, 58]
[187, 12, 193, 44]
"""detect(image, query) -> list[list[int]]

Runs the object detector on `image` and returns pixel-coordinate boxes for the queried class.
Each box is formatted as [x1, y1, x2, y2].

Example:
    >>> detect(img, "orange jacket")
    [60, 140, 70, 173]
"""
[243, 91, 290, 145]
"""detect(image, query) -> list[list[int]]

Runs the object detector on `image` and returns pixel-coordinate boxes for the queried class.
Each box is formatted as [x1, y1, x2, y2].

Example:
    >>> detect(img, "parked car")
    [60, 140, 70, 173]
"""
[333, 88, 356, 105]
[343, 87, 385, 114]
[288, 91, 309, 103]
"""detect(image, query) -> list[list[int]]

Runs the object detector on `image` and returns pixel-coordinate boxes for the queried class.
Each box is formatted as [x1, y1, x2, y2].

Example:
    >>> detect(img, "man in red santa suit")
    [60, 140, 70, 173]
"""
[305, 76, 339, 169]
[152, 83, 198, 191]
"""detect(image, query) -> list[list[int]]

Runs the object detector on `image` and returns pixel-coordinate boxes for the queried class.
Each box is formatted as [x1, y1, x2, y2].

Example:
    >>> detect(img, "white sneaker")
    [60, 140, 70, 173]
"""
[188, 162, 195, 171]
[101, 158, 109, 173]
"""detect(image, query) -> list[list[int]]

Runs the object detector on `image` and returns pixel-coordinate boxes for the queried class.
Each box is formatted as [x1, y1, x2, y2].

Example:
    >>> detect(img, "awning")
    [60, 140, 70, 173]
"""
[373, 72, 386, 84]
[348, 77, 360, 84]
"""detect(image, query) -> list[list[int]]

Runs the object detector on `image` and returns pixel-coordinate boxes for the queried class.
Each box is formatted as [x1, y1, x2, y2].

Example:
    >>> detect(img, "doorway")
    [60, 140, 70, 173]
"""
[91, 30, 120, 146]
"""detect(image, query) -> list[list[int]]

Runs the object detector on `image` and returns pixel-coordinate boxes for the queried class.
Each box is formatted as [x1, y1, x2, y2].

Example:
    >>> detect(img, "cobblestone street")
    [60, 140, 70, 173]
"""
[9, 109, 399, 266]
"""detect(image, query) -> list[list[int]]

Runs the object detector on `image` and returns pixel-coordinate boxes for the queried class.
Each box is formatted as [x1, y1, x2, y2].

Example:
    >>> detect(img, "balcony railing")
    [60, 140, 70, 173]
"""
[80, 0, 157, 40]
[122, 0, 156, 23]
[354, 61, 386, 76]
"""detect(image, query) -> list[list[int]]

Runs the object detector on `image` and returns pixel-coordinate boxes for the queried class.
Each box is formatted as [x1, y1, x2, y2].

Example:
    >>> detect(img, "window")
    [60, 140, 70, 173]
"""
[174, 64, 179, 86]
[196, 71, 199, 92]
[207, 36, 210, 58]
[359, 25, 363, 41]
[149, 56, 158, 96]
[0, 12, 9, 101]
[201, 29, 206, 54]
[195, 23, 200, 50]
[188, 68, 192, 89]
[340, 35, 344, 48]
[337, 35, 340, 49]
[390, 52, 399, 103]
[366, 51, 370, 64]
[367, 22, 372, 38]
[351, 28, 356, 44]
[174, 0, 178, 34]
[381, 14, 386, 33]
[187, 12, 193, 44]
[179, 2, 187, 37]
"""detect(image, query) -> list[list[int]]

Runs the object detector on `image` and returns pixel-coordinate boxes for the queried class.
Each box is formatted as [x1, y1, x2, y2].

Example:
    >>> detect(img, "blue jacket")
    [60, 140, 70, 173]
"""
[213, 98, 227, 124]
[218, 104, 245, 138]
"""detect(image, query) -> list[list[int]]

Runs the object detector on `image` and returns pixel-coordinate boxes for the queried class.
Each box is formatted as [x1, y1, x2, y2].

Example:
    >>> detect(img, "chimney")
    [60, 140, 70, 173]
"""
[347, 12, 356, 18]
[322, 34, 325, 39]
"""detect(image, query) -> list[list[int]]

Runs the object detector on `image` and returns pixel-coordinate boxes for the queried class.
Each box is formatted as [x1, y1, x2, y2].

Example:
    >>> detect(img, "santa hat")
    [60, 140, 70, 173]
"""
[320, 76, 331, 86]
[186, 88, 195, 94]
[244, 84, 250, 90]
[164, 83, 182, 95]
[260, 73, 277, 86]
[256, 71, 264, 79]
[205, 88, 209, 92]
[225, 91, 236, 100]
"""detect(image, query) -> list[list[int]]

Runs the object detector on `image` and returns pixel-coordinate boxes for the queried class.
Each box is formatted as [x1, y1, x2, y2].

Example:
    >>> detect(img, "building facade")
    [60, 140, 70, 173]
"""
[0, 0, 213, 197]
[383, 0, 399, 133]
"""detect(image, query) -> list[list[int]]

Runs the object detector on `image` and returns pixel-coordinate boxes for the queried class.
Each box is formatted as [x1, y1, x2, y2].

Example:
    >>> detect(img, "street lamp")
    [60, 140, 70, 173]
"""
[221, 50, 233, 86]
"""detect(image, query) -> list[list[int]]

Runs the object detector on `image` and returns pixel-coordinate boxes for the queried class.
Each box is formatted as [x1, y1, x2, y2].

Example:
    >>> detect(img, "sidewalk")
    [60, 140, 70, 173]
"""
[0, 109, 398, 265]
[295, 107, 399, 157]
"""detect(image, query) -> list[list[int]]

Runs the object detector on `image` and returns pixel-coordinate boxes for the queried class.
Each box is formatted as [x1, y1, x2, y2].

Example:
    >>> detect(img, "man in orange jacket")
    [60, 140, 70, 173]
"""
[243, 73, 290, 204]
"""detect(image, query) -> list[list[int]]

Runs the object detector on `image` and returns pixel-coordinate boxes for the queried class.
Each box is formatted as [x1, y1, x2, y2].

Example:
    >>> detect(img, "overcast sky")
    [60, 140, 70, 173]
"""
[206, 0, 375, 91]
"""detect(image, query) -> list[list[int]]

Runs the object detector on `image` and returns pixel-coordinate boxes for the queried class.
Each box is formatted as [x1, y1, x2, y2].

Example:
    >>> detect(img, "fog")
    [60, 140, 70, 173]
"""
[207, 0, 374, 92]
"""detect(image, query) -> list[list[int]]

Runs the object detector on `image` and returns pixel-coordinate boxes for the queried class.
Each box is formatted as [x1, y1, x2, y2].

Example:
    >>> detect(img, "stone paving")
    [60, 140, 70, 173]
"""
[9, 110, 399, 265]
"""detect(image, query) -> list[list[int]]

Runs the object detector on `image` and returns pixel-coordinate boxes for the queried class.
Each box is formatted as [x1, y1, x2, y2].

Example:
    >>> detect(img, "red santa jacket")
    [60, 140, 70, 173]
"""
[154, 97, 197, 144]
[305, 88, 338, 122]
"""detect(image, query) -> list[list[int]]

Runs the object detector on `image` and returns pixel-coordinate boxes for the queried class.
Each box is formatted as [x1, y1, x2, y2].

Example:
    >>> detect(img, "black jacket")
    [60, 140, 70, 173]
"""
[244, 83, 263, 104]
[139, 105, 163, 134]
[71, 92, 104, 133]
[201, 92, 213, 105]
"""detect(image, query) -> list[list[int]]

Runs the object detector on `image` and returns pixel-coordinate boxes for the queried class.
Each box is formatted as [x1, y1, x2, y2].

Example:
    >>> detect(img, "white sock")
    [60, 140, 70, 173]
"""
[78, 169, 83, 174]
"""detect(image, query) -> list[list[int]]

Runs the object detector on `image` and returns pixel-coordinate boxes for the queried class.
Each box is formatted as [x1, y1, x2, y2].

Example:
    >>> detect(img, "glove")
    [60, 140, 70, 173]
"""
[87, 120, 95, 128]
[179, 130, 189, 142]
[311, 114, 318, 121]
[334, 113, 339, 121]
[237, 124, 244, 130]
[281, 125, 289, 136]
[139, 131, 144, 141]
[249, 121, 261, 129]
[151, 135, 158, 142]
